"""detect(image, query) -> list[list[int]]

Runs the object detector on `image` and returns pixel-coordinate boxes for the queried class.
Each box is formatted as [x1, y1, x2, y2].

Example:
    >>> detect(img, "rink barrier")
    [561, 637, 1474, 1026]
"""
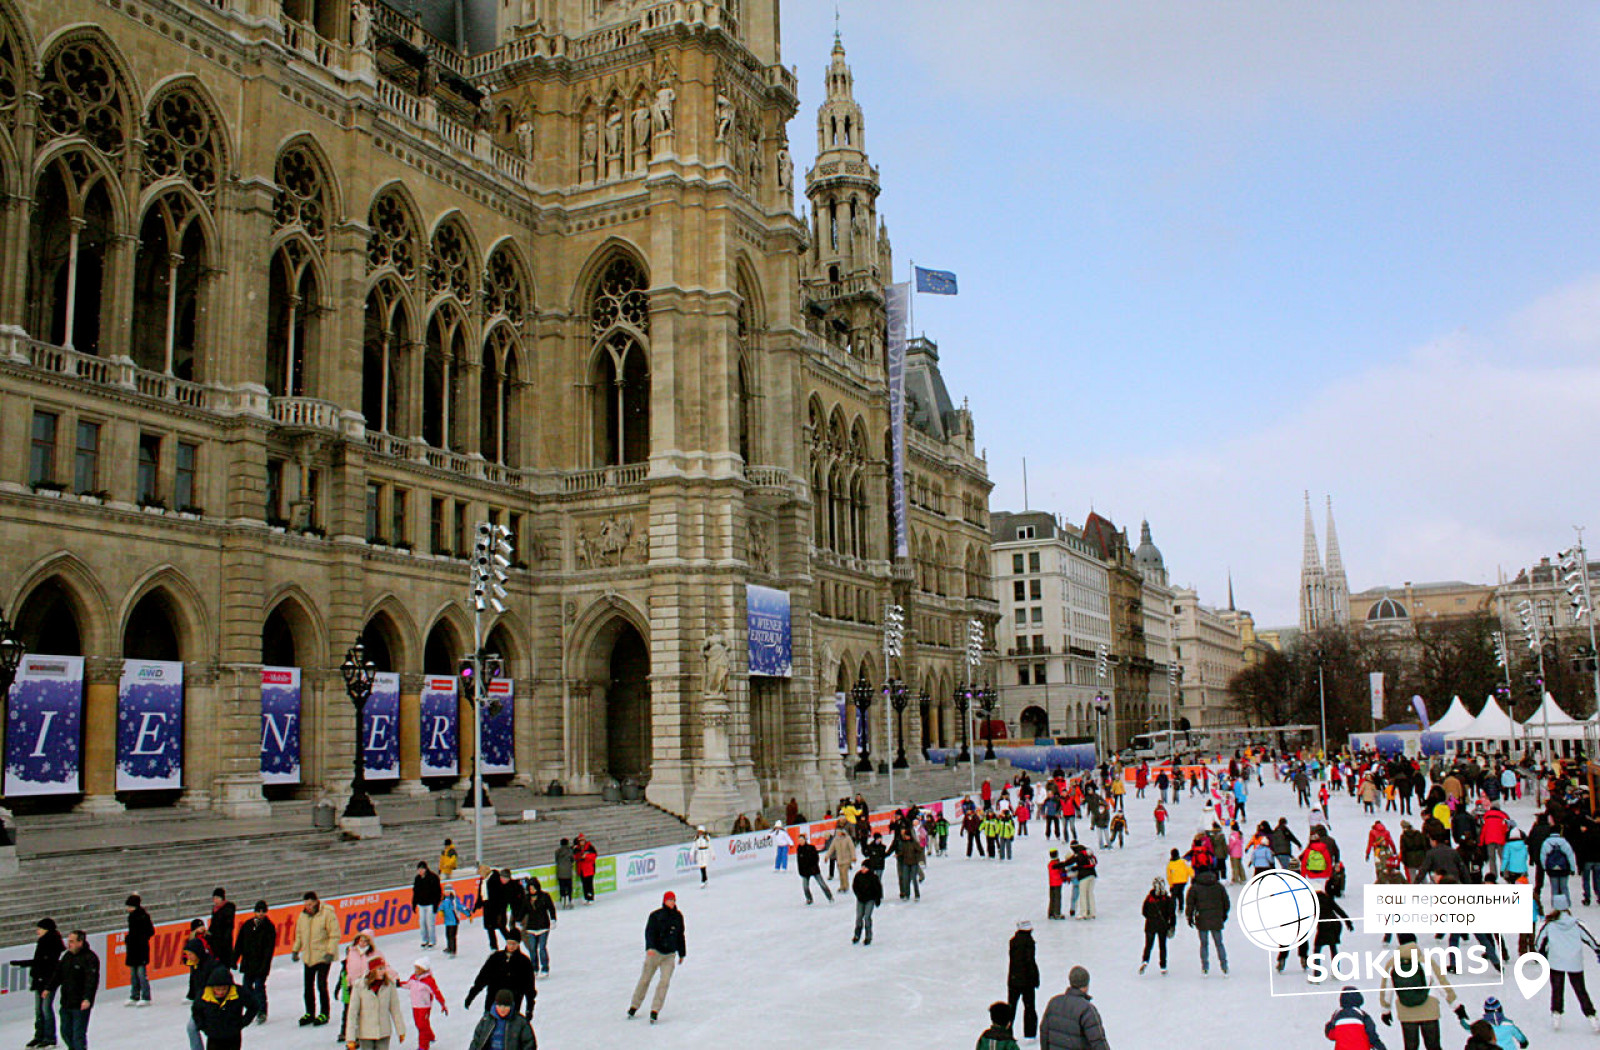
[2, 793, 967, 997]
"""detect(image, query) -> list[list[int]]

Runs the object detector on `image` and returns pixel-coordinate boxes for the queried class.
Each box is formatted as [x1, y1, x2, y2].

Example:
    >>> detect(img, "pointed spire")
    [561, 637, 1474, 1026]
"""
[1302, 491, 1323, 574]
[1228, 570, 1236, 612]
[1323, 496, 1345, 576]
[1324, 495, 1350, 625]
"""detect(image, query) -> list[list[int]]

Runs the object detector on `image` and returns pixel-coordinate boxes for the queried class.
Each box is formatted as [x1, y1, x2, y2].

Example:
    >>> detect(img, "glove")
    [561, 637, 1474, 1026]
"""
[1380, 1012, 1392, 1027]
[464, 995, 474, 1010]
[291, 952, 299, 963]
[1455, 1004, 1468, 1021]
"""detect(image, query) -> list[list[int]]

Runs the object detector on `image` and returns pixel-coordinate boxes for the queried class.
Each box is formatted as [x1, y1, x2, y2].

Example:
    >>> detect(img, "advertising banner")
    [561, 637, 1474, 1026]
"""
[1369, 672, 1385, 722]
[116, 659, 183, 791]
[887, 280, 910, 559]
[481, 679, 514, 774]
[260, 666, 301, 786]
[419, 676, 459, 778]
[4, 654, 83, 796]
[746, 584, 792, 677]
[836, 693, 847, 753]
[362, 671, 400, 781]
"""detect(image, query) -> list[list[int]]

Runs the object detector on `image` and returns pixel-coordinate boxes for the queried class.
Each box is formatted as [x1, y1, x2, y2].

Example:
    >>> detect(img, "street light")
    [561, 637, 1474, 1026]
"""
[1313, 648, 1328, 759]
[953, 685, 972, 764]
[916, 687, 931, 759]
[850, 673, 874, 773]
[0, 608, 24, 709]
[890, 679, 910, 770]
[340, 639, 378, 819]
[467, 520, 513, 869]
[977, 683, 998, 761]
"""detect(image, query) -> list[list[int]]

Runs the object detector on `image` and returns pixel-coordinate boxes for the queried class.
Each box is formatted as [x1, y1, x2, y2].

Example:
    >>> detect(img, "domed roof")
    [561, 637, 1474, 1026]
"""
[1134, 519, 1165, 572]
[1367, 597, 1408, 621]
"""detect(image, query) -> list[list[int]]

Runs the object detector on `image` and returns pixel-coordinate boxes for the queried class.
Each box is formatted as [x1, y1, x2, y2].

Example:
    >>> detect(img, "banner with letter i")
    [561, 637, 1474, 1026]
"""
[260, 666, 301, 785]
[363, 672, 401, 781]
[5, 654, 84, 796]
[419, 676, 459, 778]
[117, 659, 184, 790]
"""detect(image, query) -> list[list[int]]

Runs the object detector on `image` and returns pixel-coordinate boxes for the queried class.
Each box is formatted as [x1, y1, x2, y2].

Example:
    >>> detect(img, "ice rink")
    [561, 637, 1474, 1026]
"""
[3, 768, 1591, 1048]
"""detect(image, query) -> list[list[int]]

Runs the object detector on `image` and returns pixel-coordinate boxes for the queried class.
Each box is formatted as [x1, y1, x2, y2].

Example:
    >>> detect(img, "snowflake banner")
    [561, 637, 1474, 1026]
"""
[117, 659, 184, 791]
[481, 679, 514, 774]
[4, 654, 83, 796]
[746, 584, 792, 677]
[362, 671, 400, 781]
[419, 675, 458, 778]
[260, 666, 301, 785]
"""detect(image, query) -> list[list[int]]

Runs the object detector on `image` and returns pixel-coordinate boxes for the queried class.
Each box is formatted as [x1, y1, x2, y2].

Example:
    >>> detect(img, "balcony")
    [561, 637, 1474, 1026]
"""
[563, 463, 649, 494]
[1007, 645, 1053, 657]
[3, 331, 210, 410]
[268, 396, 341, 433]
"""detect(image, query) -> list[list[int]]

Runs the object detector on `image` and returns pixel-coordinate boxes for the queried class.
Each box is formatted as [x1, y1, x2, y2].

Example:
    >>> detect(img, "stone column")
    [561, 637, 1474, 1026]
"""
[211, 663, 272, 817]
[76, 656, 125, 813]
[396, 671, 427, 796]
[686, 633, 742, 829]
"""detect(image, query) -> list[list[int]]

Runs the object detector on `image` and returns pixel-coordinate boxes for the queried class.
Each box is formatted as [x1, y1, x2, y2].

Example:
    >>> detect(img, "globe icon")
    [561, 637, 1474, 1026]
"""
[1237, 869, 1319, 951]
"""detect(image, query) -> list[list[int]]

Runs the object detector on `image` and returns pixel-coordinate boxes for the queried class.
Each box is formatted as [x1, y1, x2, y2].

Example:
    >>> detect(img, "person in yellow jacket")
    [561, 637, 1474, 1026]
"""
[1109, 777, 1126, 812]
[292, 891, 341, 1027]
[998, 811, 1017, 861]
[440, 839, 459, 878]
[981, 812, 1001, 859]
[1166, 848, 1194, 914]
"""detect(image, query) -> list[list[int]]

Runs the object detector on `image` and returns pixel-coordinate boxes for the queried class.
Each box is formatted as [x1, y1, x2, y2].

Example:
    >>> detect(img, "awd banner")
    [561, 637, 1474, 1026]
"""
[419, 676, 459, 778]
[260, 666, 301, 785]
[117, 660, 183, 791]
[481, 679, 514, 774]
[363, 672, 400, 781]
[746, 584, 792, 677]
[4, 654, 83, 796]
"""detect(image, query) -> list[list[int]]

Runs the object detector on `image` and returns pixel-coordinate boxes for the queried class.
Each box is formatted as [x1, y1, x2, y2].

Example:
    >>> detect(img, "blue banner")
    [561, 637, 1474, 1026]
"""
[4, 654, 83, 796]
[117, 659, 184, 791]
[363, 672, 400, 781]
[746, 584, 792, 677]
[856, 700, 868, 753]
[886, 281, 909, 559]
[420, 676, 458, 778]
[482, 679, 514, 774]
[913, 266, 958, 295]
[261, 666, 301, 785]
[836, 693, 847, 754]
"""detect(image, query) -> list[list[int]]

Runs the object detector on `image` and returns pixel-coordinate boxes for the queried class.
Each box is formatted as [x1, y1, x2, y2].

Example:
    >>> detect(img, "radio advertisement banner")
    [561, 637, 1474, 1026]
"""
[746, 584, 792, 677]
[4, 654, 83, 796]
[116, 659, 183, 791]
[481, 679, 514, 774]
[419, 676, 459, 778]
[363, 671, 401, 781]
[260, 666, 301, 785]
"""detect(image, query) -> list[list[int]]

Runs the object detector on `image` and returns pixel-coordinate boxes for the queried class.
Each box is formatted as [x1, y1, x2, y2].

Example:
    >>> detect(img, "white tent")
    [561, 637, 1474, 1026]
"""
[1451, 696, 1516, 741]
[1523, 693, 1578, 729]
[1429, 696, 1475, 735]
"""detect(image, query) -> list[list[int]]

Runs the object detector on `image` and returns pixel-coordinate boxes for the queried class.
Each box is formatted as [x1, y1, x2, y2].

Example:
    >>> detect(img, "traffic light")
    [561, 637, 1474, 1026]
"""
[1096, 644, 1109, 682]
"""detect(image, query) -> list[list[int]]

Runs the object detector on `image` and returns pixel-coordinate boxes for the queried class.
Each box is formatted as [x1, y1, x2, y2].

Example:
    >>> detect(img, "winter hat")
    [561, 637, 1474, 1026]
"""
[494, 989, 515, 1007]
[253, 900, 268, 914]
[37, 918, 56, 933]
[1048, 849, 1059, 857]
[125, 894, 141, 908]
[1068, 966, 1090, 990]
[206, 965, 233, 988]
[1483, 997, 1504, 1025]
[663, 891, 677, 904]
[989, 1001, 1013, 1027]
[413, 956, 431, 972]
[212, 888, 227, 900]
[1553, 893, 1572, 912]
[1016, 920, 1032, 931]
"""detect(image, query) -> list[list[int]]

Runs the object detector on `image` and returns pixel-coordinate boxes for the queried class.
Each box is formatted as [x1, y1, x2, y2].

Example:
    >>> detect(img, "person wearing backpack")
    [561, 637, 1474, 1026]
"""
[1379, 932, 1464, 1050]
[1184, 868, 1231, 976]
[1301, 836, 1336, 882]
[1534, 895, 1600, 1030]
[1071, 844, 1099, 920]
[1542, 829, 1579, 903]
[1325, 986, 1387, 1050]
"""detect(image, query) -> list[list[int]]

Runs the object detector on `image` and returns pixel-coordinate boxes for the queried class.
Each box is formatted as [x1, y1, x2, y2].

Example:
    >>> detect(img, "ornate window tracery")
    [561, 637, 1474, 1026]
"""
[143, 89, 220, 200]
[37, 41, 128, 156]
[273, 144, 330, 243]
[366, 190, 419, 279]
[428, 219, 473, 303]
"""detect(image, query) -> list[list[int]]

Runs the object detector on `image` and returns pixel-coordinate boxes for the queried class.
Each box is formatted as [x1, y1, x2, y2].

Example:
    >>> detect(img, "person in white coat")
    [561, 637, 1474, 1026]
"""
[344, 955, 409, 1049]
[693, 828, 712, 887]
[1534, 896, 1600, 1030]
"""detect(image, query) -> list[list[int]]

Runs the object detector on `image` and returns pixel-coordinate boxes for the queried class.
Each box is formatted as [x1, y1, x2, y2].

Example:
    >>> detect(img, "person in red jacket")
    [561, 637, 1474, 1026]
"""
[1325, 986, 1386, 1050]
[1301, 835, 1336, 882]
[574, 835, 599, 903]
[1479, 804, 1511, 878]
[1046, 850, 1068, 920]
[1365, 822, 1396, 864]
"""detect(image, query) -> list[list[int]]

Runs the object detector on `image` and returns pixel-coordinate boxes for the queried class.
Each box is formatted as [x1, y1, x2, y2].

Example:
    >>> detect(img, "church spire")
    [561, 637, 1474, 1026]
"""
[805, 33, 883, 287]
[1227, 570, 1236, 612]
[1301, 491, 1322, 575]
[1300, 490, 1327, 632]
[1324, 496, 1350, 625]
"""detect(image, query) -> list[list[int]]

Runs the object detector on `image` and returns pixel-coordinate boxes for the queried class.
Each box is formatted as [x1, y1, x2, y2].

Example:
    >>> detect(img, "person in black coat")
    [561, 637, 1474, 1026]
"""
[851, 863, 883, 946]
[862, 833, 889, 876]
[480, 869, 508, 950]
[192, 965, 258, 1050]
[465, 933, 538, 1017]
[1184, 869, 1232, 975]
[12, 917, 65, 1048]
[125, 894, 155, 1004]
[1140, 879, 1176, 974]
[1007, 921, 1041, 1039]
[209, 887, 237, 967]
[628, 892, 686, 1021]
[412, 861, 443, 951]
[57, 930, 99, 1050]
[796, 838, 833, 904]
[524, 878, 558, 976]
[233, 900, 277, 1022]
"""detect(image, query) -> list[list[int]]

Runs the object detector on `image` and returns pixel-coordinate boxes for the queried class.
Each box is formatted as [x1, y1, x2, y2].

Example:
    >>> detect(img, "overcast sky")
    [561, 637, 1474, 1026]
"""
[779, 1, 1600, 626]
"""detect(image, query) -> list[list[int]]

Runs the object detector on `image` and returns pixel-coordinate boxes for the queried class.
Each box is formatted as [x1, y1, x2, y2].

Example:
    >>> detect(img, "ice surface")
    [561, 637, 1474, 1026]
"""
[4, 772, 1592, 1048]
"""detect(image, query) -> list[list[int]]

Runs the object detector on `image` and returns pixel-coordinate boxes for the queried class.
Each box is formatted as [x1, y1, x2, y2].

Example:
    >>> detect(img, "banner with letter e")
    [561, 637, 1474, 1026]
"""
[4, 654, 83, 796]
[117, 659, 184, 790]
[363, 672, 401, 781]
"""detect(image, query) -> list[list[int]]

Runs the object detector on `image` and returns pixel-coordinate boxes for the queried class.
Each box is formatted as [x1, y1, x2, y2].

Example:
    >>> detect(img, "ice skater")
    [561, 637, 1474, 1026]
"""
[628, 892, 686, 1023]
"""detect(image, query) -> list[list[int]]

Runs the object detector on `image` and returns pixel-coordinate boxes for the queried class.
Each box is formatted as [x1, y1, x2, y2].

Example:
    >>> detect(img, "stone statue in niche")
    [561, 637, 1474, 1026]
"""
[749, 519, 772, 574]
[475, 96, 494, 133]
[653, 82, 675, 135]
[604, 106, 623, 159]
[775, 144, 791, 192]
[715, 92, 734, 142]
[515, 119, 535, 162]
[581, 119, 598, 172]
[702, 633, 731, 697]
[350, 0, 371, 49]
[748, 131, 763, 187]
[631, 104, 650, 155]
[817, 639, 836, 691]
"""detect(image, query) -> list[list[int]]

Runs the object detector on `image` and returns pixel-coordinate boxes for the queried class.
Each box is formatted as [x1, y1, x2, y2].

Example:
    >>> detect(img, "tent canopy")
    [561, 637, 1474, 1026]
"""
[1429, 696, 1475, 735]
[1523, 693, 1577, 728]
[1451, 696, 1516, 740]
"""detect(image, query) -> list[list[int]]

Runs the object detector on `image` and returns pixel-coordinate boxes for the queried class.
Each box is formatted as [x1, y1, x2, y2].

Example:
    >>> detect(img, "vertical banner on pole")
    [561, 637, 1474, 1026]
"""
[836, 693, 847, 754]
[419, 676, 459, 778]
[363, 672, 400, 781]
[116, 660, 184, 791]
[260, 667, 301, 785]
[481, 680, 514, 774]
[856, 702, 869, 754]
[886, 281, 910, 560]
[5, 654, 84, 796]
[1369, 672, 1385, 723]
[746, 585, 792, 677]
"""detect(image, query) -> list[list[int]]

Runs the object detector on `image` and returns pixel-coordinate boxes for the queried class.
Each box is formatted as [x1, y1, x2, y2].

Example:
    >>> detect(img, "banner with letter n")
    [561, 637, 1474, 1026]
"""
[260, 666, 301, 785]
[117, 659, 184, 791]
[5, 654, 83, 796]
[746, 584, 792, 677]
[363, 671, 401, 781]
[419, 675, 459, 778]
[481, 679, 514, 774]
[886, 280, 910, 559]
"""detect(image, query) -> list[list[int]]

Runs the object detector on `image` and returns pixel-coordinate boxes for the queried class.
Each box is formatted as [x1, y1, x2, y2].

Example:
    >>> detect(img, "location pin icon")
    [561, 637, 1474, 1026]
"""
[1514, 952, 1551, 1000]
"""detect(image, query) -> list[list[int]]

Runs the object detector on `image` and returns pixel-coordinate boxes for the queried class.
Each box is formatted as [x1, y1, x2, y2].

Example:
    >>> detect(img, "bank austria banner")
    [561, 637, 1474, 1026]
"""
[419, 676, 459, 778]
[746, 584, 792, 677]
[481, 679, 514, 774]
[260, 666, 301, 785]
[363, 671, 400, 781]
[4, 654, 84, 796]
[117, 659, 184, 791]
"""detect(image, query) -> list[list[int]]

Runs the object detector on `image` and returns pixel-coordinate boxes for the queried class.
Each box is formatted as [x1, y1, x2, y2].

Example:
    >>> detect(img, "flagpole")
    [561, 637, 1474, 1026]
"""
[908, 258, 915, 340]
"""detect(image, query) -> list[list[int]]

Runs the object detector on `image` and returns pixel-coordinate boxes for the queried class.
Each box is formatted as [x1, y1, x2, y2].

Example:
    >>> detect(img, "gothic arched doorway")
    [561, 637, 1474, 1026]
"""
[1020, 705, 1049, 740]
[603, 622, 651, 782]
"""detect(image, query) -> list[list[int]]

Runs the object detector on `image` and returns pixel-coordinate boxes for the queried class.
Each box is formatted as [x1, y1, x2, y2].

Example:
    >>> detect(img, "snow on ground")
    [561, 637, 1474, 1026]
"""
[4, 770, 1593, 1049]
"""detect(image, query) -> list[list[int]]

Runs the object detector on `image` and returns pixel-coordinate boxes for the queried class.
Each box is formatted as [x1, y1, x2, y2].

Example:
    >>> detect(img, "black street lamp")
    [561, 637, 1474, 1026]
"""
[889, 679, 910, 769]
[340, 639, 378, 819]
[953, 685, 972, 763]
[917, 687, 932, 755]
[0, 608, 24, 710]
[977, 684, 998, 761]
[850, 673, 874, 773]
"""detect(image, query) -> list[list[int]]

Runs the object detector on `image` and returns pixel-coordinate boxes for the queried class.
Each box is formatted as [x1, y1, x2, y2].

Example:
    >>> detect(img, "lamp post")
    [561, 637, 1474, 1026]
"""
[1313, 647, 1328, 760]
[850, 673, 874, 774]
[468, 521, 513, 869]
[917, 687, 931, 759]
[0, 609, 24, 820]
[890, 679, 910, 771]
[340, 639, 378, 819]
[882, 603, 905, 798]
[978, 683, 998, 761]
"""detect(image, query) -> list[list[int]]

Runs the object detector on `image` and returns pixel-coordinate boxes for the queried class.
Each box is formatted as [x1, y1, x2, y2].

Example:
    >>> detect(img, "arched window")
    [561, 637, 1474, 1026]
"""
[274, 142, 331, 245]
[362, 281, 409, 435]
[0, 11, 24, 135]
[143, 87, 222, 204]
[265, 241, 317, 397]
[428, 216, 475, 305]
[366, 188, 419, 280]
[130, 194, 207, 378]
[28, 153, 113, 353]
[480, 325, 520, 466]
[589, 256, 650, 466]
[483, 243, 528, 327]
[423, 306, 467, 450]
[36, 38, 130, 158]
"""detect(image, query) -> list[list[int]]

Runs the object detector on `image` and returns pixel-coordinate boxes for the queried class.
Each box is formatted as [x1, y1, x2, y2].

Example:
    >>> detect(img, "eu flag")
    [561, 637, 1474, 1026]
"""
[914, 266, 958, 295]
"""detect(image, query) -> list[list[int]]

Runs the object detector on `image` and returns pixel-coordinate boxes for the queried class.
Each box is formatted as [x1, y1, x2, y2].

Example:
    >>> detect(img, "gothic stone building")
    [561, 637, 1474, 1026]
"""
[0, 0, 994, 824]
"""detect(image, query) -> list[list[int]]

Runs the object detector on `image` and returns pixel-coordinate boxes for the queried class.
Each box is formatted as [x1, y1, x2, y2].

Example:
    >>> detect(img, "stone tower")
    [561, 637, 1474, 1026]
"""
[1323, 496, 1350, 626]
[1300, 491, 1327, 631]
